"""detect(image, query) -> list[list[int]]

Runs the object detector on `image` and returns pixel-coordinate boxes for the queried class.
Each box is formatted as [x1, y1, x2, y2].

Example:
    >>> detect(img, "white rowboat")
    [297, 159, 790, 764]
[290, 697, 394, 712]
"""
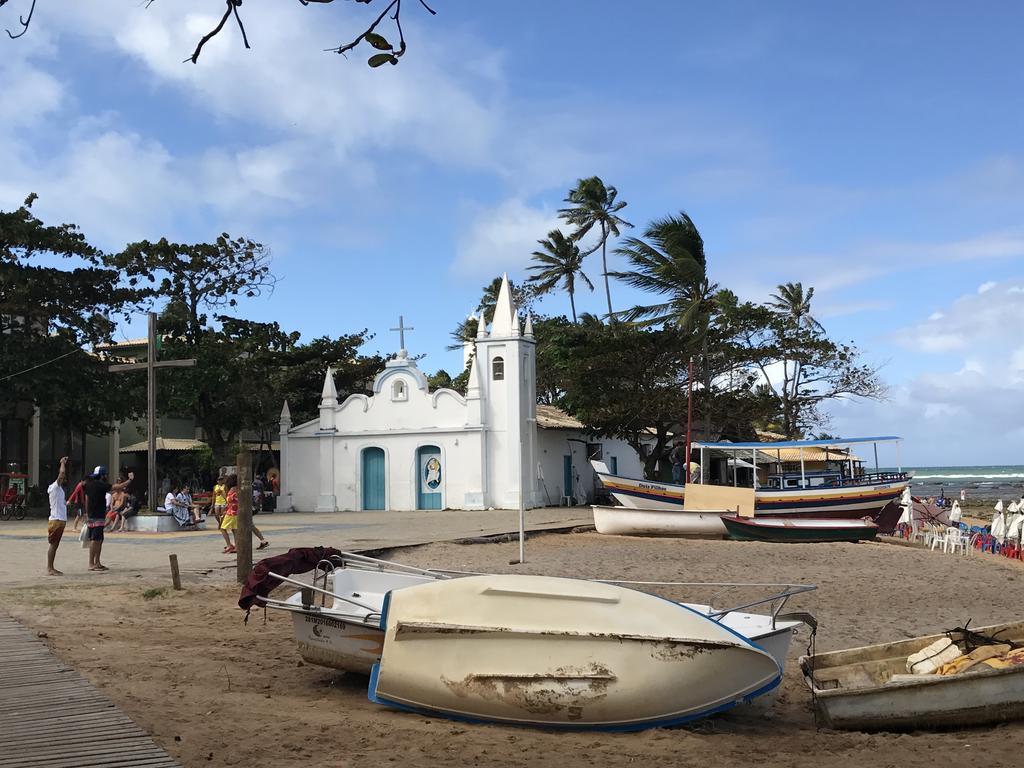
[368, 574, 782, 730]
[592, 504, 730, 537]
[800, 621, 1024, 730]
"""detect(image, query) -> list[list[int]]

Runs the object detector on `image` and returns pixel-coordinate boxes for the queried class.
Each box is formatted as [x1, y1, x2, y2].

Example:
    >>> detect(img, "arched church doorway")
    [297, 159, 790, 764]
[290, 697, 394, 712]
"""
[416, 445, 442, 510]
[361, 447, 386, 510]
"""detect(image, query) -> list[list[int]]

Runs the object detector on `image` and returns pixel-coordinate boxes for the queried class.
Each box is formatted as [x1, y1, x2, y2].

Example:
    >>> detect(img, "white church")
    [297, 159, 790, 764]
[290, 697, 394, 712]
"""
[277, 275, 643, 512]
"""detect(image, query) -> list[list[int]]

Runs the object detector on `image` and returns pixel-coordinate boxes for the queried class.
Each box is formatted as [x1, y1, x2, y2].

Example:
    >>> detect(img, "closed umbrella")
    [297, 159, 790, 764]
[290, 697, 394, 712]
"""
[991, 500, 1006, 542]
[949, 500, 962, 524]
[898, 486, 913, 525]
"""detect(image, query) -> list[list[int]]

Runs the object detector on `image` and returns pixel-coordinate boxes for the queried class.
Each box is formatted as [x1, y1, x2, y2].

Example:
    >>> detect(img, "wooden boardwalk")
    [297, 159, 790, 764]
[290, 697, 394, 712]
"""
[0, 615, 179, 768]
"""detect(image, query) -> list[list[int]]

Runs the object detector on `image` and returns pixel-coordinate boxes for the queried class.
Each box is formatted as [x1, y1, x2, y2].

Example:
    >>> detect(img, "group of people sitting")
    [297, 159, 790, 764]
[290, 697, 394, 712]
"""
[163, 483, 203, 528]
[65, 473, 140, 533]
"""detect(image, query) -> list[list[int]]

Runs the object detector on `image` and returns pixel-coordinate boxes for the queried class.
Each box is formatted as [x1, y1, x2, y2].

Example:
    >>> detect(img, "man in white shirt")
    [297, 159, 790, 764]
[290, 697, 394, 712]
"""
[47, 456, 69, 576]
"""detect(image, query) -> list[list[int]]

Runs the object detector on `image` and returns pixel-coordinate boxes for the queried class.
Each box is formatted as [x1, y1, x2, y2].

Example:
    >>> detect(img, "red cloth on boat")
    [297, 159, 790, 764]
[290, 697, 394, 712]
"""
[238, 546, 344, 612]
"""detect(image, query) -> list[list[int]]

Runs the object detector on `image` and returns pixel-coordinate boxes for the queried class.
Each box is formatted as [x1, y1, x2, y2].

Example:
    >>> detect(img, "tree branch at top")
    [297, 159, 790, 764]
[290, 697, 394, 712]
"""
[2, 0, 438, 66]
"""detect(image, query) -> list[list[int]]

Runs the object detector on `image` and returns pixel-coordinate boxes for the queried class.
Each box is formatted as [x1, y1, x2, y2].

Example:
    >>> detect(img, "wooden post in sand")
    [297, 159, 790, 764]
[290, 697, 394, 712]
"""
[236, 449, 253, 584]
[168, 554, 182, 590]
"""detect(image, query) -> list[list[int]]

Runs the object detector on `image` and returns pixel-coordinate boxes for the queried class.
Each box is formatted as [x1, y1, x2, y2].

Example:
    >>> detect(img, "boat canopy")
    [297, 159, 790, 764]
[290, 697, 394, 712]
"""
[692, 436, 901, 451]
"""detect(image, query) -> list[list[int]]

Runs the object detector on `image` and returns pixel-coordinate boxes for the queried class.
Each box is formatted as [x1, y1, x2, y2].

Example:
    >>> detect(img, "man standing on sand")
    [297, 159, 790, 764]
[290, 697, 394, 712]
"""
[46, 456, 69, 576]
[83, 466, 133, 572]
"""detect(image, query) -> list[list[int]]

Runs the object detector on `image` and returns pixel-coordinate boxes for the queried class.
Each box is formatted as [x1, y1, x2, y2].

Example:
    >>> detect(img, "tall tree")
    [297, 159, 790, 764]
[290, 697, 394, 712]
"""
[0, 194, 141, 437]
[540, 320, 693, 479]
[559, 177, 631, 321]
[611, 212, 719, 436]
[527, 229, 593, 323]
[768, 281, 824, 332]
[108, 235, 277, 460]
[721, 296, 885, 438]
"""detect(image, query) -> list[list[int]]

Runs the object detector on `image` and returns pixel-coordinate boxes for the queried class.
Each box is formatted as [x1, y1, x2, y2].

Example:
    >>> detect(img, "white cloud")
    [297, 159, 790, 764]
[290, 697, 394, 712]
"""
[452, 198, 561, 279]
[978, 280, 997, 294]
[829, 279, 1024, 464]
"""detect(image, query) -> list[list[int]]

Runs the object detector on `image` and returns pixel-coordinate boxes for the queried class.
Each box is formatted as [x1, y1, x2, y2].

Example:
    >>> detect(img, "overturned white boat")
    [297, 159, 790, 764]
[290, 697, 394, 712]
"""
[260, 553, 813, 696]
[368, 574, 782, 730]
[592, 504, 731, 537]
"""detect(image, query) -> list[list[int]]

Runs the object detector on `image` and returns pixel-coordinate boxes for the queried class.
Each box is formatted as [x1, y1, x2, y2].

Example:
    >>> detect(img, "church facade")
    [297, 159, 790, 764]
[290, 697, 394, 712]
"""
[278, 275, 642, 512]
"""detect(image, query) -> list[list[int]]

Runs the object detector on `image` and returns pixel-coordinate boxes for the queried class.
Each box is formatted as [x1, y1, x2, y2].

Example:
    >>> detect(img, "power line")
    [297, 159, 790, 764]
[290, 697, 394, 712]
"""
[0, 348, 84, 382]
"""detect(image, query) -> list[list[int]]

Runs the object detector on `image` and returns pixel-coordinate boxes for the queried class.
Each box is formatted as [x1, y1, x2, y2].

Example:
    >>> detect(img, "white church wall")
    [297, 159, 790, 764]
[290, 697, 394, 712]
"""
[536, 429, 643, 504]
[286, 435, 320, 511]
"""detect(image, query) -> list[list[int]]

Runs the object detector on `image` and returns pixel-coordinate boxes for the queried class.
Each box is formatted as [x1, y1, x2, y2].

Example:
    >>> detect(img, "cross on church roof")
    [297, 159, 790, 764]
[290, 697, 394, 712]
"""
[390, 315, 414, 357]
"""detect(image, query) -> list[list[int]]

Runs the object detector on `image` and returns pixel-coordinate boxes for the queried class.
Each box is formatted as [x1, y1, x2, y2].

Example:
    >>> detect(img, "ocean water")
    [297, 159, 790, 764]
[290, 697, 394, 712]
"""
[899, 466, 1024, 502]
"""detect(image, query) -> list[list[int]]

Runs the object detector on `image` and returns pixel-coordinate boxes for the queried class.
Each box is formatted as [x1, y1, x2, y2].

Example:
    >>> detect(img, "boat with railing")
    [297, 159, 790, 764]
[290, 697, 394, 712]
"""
[592, 436, 911, 519]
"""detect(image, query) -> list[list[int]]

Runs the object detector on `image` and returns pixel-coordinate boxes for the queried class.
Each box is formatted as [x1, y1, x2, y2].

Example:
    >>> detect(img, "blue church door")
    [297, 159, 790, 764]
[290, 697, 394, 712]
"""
[417, 445, 442, 510]
[362, 447, 386, 510]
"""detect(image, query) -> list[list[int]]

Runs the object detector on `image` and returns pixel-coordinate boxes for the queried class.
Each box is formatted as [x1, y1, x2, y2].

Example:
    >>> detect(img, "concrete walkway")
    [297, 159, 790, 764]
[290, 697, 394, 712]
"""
[0, 507, 593, 586]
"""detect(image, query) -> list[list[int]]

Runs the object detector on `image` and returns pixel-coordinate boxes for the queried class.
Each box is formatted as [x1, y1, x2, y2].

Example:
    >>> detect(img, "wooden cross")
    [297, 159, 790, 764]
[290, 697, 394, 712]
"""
[390, 315, 414, 355]
[108, 312, 196, 513]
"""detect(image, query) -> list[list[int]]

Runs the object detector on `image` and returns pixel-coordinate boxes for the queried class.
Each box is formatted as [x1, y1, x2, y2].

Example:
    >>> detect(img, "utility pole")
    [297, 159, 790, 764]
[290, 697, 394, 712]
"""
[108, 312, 196, 511]
[236, 448, 253, 583]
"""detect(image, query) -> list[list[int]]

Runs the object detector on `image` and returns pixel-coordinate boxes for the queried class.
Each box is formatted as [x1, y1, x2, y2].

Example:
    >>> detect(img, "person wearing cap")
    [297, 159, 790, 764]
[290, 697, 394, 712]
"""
[83, 465, 133, 572]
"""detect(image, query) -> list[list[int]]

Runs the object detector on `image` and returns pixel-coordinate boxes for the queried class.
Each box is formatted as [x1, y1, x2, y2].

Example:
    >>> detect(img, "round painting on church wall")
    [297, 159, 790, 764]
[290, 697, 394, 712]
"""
[424, 457, 442, 490]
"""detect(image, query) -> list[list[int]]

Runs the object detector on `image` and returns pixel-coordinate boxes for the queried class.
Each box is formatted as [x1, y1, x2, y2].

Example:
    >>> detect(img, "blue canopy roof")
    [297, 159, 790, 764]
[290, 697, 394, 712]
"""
[693, 436, 901, 451]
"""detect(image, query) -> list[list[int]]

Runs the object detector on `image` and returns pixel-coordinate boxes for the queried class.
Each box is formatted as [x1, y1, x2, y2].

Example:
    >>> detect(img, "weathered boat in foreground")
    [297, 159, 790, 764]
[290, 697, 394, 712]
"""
[721, 515, 879, 543]
[592, 436, 910, 519]
[592, 504, 731, 537]
[368, 574, 783, 730]
[800, 621, 1024, 730]
[257, 552, 813, 695]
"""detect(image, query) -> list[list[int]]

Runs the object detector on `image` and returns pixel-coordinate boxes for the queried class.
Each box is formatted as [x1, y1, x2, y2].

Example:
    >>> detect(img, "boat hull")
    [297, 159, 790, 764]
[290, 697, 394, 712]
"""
[368, 574, 782, 730]
[801, 622, 1024, 730]
[721, 515, 878, 543]
[593, 463, 907, 520]
[592, 505, 728, 537]
[290, 611, 384, 675]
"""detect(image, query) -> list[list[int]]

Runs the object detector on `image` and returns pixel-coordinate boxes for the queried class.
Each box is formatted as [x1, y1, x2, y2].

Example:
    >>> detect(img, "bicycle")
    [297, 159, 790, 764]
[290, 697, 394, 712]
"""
[0, 499, 26, 521]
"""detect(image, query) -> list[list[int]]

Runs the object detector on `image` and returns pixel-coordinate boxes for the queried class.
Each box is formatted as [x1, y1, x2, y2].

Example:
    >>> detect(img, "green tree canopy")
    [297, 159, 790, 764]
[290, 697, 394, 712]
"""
[0, 194, 141, 433]
[559, 177, 631, 321]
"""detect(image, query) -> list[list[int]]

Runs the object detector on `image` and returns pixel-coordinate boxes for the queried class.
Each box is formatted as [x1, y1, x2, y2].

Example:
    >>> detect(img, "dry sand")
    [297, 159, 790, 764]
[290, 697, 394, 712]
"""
[4, 532, 1024, 767]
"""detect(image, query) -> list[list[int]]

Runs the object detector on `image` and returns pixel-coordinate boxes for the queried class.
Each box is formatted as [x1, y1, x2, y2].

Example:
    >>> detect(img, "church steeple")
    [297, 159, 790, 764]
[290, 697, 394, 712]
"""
[320, 367, 338, 406]
[490, 273, 519, 337]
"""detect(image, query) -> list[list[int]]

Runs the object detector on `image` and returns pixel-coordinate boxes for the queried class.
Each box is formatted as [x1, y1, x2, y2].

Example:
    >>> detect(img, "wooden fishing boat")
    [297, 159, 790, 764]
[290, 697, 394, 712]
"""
[721, 515, 878, 543]
[591, 505, 730, 537]
[261, 552, 812, 683]
[592, 436, 910, 519]
[800, 621, 1024, 730]
[368, 574, 783, 730]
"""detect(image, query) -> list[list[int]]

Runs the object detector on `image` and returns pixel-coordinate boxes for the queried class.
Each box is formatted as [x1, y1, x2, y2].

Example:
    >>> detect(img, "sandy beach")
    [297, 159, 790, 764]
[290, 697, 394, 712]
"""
[4, 531, 1024, 767]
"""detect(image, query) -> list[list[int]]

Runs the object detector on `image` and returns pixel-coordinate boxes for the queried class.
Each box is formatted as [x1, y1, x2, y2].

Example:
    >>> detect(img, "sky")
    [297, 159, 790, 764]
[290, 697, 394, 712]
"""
[2, 1, 1023, 466]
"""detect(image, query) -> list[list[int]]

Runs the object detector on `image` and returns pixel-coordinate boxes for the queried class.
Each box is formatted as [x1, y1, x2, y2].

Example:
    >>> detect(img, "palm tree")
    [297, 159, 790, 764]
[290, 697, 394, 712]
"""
[611, 212, 719, 437]
[767, 282, 824, 332]
[558, 176, 631, 321]
[527, 229, 593, 323]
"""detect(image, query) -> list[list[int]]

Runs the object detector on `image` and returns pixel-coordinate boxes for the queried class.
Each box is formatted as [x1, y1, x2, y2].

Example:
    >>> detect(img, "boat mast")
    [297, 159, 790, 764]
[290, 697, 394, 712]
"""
[685, 356, 694, 484]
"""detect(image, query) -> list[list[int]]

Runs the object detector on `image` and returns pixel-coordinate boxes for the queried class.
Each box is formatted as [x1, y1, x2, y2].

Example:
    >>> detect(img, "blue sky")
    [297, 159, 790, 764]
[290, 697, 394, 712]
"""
[2, 1, 1023, 465]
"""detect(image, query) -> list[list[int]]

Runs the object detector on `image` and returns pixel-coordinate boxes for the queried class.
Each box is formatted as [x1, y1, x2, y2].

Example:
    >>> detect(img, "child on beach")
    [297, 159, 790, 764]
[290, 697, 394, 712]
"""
[219, 475, 269, 554]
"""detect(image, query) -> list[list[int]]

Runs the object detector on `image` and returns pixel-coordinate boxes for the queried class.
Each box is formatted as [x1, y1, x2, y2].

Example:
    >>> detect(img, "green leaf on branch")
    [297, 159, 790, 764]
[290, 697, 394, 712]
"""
[368, 53, 398, 68]
[364, 33, 392, 51]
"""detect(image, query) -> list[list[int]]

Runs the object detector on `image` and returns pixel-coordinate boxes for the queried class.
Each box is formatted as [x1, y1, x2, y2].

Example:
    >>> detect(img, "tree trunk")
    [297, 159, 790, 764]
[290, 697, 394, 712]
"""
[600, 222, 613, 322]
[569, 288, 577, 323]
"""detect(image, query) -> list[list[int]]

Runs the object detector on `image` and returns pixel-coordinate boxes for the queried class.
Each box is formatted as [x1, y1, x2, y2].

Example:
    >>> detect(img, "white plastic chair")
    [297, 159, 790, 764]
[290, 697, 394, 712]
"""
[930, 526, 948, 552]
[945, 527, 969, 555]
